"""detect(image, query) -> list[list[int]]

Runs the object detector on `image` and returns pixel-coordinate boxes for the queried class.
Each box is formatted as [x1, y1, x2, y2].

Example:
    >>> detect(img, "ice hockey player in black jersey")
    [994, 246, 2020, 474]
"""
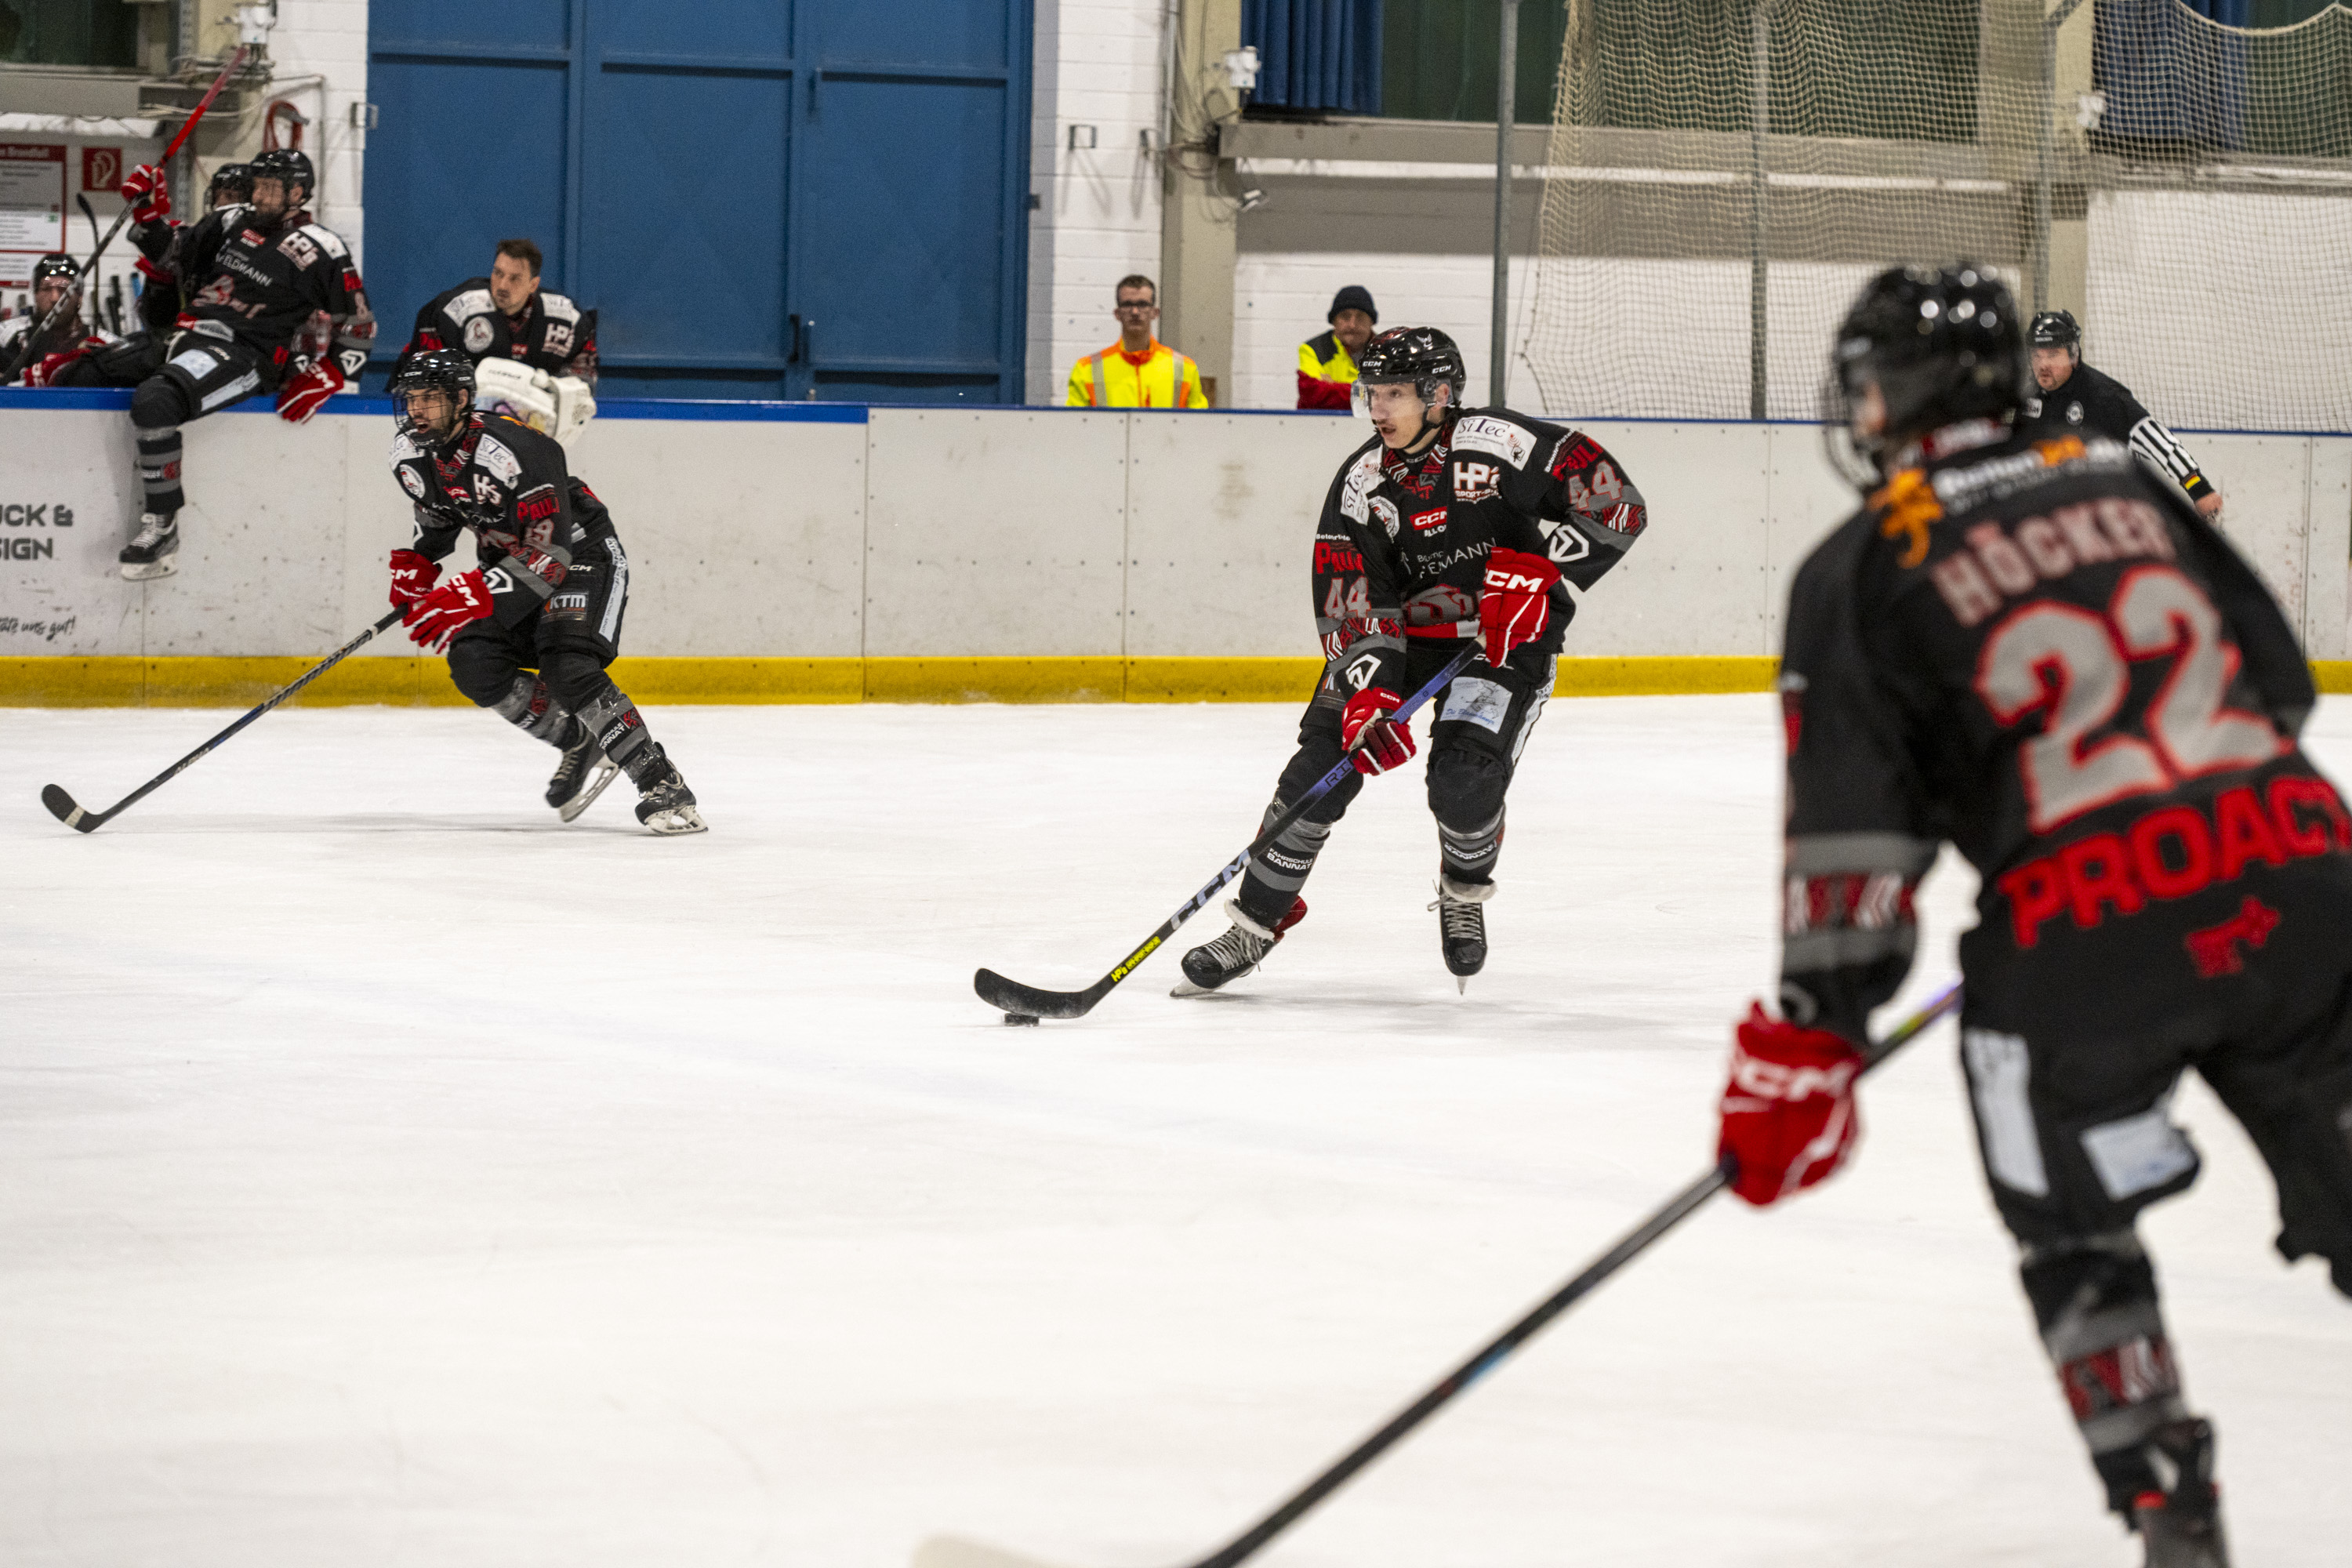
[3, 253, 112, 384]
[2019, 309, 2224, 520]
[1714, 263, 2352, 1568]
[403, 238, 598, 385]
[1177, 327, 1647, 994]
[387, 349, 703, 836]
[61, 148, 375, 579]
[205, 162, 252, 212]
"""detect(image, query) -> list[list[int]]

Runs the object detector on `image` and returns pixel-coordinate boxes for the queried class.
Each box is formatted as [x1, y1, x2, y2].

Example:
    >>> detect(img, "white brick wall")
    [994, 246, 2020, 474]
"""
[266, 1, 369, 270]
[192, 0, 369, 273]
[1025, 0, 1167, 405]
[1234, 252, 1546, 414]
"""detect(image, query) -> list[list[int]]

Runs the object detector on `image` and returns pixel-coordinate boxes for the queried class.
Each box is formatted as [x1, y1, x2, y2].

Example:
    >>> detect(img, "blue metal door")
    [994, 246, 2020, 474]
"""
[364, 0, 1031, 403]
[789, 1, 1029, 402]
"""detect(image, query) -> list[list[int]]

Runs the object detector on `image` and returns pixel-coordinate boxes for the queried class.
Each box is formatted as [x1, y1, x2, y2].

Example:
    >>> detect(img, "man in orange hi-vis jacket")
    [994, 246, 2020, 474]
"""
[1064, 274, 1208, 408]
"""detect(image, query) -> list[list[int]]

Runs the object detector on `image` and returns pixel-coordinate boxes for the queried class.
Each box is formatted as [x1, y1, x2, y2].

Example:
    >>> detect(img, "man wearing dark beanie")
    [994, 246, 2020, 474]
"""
[1297, 285, 1377, 409]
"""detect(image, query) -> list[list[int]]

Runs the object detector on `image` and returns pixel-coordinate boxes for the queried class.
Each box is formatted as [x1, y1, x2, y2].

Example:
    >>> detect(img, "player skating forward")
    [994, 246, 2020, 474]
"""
[386, 349, 703, 835]
[1178, 327, 1647, 993]
[62, 148, 374, 579]
[1715, 264, 2352, 1567]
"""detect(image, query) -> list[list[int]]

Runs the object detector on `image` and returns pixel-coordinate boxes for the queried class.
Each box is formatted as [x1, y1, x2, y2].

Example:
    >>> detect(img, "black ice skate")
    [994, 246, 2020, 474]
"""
[118, 513, 180, 581]
[2132, 1419, 2230, 1568]
[1431, 874, 1494, 990]
[546, 718, 619, 822]
[631, 746, 706, 836]
[1172, 897, 1306, 996]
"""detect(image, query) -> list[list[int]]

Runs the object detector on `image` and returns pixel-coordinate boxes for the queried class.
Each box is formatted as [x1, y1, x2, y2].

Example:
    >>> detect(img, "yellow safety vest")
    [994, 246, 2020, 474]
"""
[1298, 330, 1358, 385]
[1066, 340, 1207, 408]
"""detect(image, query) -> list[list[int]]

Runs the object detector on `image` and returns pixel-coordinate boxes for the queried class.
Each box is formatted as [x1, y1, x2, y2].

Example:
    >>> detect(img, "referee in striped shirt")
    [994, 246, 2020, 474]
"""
[2019, 310, 2225, 518]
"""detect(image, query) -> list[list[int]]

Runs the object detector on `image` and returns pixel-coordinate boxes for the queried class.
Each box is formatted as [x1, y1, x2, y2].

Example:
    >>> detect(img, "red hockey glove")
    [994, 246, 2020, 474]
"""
[1478, 546, 1563, 670]
[21, 343, 96, 387]
[1717, 1003, 1867, 1207]
[1341, 686, 1416, 775]
[274, 357, 344, 425]
[387, 548, 443, 608]
[401, 568, 494, 652]
[120, 163, 170, 225]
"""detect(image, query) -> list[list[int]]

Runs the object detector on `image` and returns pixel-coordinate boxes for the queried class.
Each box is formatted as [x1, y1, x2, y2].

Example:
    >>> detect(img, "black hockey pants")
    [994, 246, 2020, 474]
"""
[444, 550, 662, 783]
[1960, 964, 2352, 1515]
[1232, 640, 1555, 930]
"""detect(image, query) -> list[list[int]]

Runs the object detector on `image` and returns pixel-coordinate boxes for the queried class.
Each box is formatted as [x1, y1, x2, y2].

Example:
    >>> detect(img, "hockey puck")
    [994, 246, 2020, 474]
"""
[1003, 1012, 1041, 1027]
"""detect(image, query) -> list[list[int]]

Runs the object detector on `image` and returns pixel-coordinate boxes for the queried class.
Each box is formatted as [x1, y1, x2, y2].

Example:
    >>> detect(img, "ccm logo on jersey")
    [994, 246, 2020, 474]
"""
[1453, 460, 1500, 503]
[1410, 506, 1448, 535]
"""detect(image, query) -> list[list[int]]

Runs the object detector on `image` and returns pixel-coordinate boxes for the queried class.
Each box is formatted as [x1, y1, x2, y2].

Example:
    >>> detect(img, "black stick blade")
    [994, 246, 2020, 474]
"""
[974, 967, 1107, 1021]
[41, 785, 97, 833]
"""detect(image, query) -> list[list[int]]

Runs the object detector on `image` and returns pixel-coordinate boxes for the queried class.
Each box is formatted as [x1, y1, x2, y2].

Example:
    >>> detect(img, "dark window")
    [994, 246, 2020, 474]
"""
[1378, 0, 1978, 144]
[0, 0, 142, 68]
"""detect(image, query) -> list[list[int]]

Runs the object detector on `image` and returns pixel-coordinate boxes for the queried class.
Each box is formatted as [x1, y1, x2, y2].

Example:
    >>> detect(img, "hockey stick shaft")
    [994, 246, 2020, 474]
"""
[2, 45, 247, 380]
[42, 604, 405, 833]
[1175, 979, 1962, 1568]
[975, 641, 1484, 1017]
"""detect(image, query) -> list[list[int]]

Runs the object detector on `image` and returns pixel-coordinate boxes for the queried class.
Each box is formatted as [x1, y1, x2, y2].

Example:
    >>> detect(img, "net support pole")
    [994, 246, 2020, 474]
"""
[1492, 0, 1521, 408]
[2036, 0, 2085, 314]
[1748, 0, 1769, 421]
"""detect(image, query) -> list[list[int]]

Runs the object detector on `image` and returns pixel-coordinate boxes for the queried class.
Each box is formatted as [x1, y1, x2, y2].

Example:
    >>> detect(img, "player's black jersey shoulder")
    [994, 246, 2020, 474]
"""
[2018, 361, 2149, 443]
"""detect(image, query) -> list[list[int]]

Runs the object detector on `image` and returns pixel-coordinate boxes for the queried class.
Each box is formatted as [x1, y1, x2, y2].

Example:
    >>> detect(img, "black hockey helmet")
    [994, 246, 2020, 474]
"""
[1828, 263, 2026, 478]
[1354, 326, 1465, 413]
[248, 147, 314, 205]
[207, 162, 252, 209]
[390, 347, 477, 447]
[2029, 309, 2081, 350]
[31, 252, 78, 289]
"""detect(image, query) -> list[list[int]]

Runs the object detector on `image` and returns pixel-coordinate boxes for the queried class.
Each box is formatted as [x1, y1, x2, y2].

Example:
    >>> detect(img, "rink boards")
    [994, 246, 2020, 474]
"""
[2, 391, 2346, 704]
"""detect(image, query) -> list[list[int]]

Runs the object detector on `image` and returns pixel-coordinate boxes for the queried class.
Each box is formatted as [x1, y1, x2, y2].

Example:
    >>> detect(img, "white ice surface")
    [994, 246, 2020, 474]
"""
[5, 695, 2350, 1568]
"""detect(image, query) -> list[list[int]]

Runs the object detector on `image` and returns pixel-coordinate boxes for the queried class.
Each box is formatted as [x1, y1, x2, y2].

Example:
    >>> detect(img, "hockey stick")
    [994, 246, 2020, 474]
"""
[975, 641, 1484, 1022]
[2, 45, 249, 382]
[914, 979, 1963, 1568]
[41, 604, 405, 833]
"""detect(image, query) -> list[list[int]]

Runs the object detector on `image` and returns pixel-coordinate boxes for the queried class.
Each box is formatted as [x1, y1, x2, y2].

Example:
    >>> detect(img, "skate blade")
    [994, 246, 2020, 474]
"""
[118, 557, 179, 581]
[641, 803, 708, 836]
[557, 760, 621, 822]
[1169, 964, 1255, 999]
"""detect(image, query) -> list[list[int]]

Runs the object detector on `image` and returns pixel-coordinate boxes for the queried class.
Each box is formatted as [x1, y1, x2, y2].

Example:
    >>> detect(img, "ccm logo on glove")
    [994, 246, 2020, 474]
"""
[401, 568, 495, 653]
[1716, 1003, 1865, 1207]
[1477, 546, 1563, 670]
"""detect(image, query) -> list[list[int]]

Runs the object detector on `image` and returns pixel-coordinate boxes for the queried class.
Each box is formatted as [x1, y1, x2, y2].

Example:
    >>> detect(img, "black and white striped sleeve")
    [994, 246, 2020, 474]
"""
[2128, 415, 2215, 503]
